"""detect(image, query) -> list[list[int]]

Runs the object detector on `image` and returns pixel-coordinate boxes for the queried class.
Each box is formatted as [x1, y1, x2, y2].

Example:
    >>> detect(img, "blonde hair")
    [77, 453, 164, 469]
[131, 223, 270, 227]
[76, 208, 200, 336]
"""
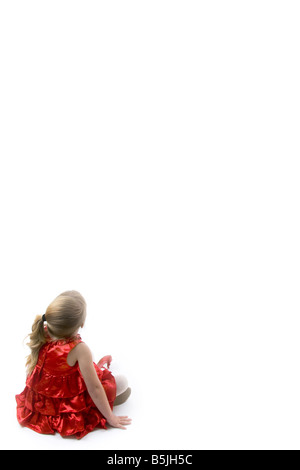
[25, 290, 87, 375]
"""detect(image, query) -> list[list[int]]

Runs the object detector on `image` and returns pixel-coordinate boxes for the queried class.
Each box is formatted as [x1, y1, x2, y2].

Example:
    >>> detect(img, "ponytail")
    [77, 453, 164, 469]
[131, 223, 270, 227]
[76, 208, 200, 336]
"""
[25, 315, 47, 376]
[24, 290, 86, 376]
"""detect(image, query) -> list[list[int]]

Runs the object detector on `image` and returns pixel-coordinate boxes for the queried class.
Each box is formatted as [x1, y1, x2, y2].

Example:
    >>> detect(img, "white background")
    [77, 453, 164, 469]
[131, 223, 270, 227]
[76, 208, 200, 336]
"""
[0, 1, 300, 450]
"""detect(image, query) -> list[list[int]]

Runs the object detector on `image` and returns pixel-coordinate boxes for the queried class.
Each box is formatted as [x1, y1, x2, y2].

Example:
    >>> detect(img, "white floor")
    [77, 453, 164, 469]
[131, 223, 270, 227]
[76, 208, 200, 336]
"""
[4, 311, 300, 450]
[5, 332, 202, 450]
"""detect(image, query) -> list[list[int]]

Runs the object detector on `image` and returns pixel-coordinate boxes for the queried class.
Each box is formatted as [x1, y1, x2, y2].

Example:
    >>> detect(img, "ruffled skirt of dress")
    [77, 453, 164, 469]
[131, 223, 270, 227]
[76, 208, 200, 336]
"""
[15, 365, 116, 439]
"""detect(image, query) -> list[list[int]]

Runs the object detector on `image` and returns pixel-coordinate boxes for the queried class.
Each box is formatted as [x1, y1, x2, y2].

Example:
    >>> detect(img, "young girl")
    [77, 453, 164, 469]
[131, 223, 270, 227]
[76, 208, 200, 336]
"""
[15, 290, 132, 439]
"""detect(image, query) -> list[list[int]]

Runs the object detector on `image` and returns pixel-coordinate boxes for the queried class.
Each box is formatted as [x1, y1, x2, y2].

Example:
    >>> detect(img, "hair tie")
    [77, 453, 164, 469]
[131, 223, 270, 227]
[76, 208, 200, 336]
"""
[42, 314, 46, 322]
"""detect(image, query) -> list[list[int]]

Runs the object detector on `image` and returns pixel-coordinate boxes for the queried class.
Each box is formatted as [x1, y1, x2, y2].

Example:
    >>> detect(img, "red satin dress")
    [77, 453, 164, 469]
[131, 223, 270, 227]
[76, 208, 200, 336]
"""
[15, 334, 116, 439]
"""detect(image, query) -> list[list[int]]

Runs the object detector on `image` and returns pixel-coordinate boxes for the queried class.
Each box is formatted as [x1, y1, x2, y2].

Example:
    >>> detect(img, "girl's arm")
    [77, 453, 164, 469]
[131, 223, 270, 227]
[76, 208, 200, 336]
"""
[74, 342, 131, 430]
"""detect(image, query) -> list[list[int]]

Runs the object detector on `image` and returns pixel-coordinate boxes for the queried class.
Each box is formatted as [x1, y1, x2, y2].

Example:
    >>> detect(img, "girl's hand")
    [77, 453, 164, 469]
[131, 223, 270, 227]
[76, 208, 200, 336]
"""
[107, 414, 132, 430]
[98, 355, 112, 369]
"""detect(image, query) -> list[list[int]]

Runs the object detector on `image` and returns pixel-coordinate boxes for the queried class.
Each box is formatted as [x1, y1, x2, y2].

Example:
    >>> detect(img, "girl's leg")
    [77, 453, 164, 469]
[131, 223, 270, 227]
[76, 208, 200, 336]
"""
[114, 374, 131, 406]
[115, 374, 128, 396]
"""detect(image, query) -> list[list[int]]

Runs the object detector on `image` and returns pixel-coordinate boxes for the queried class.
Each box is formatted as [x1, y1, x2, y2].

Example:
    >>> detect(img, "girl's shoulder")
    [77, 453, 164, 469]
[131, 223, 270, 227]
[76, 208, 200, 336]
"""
[66, 340, 91, 367]
[71, 341, 92, 359]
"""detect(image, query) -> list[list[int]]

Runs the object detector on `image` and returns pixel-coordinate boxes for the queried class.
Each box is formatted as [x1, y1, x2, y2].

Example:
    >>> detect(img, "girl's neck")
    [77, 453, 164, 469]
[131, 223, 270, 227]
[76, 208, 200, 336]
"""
[46, 327, 80, 341]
